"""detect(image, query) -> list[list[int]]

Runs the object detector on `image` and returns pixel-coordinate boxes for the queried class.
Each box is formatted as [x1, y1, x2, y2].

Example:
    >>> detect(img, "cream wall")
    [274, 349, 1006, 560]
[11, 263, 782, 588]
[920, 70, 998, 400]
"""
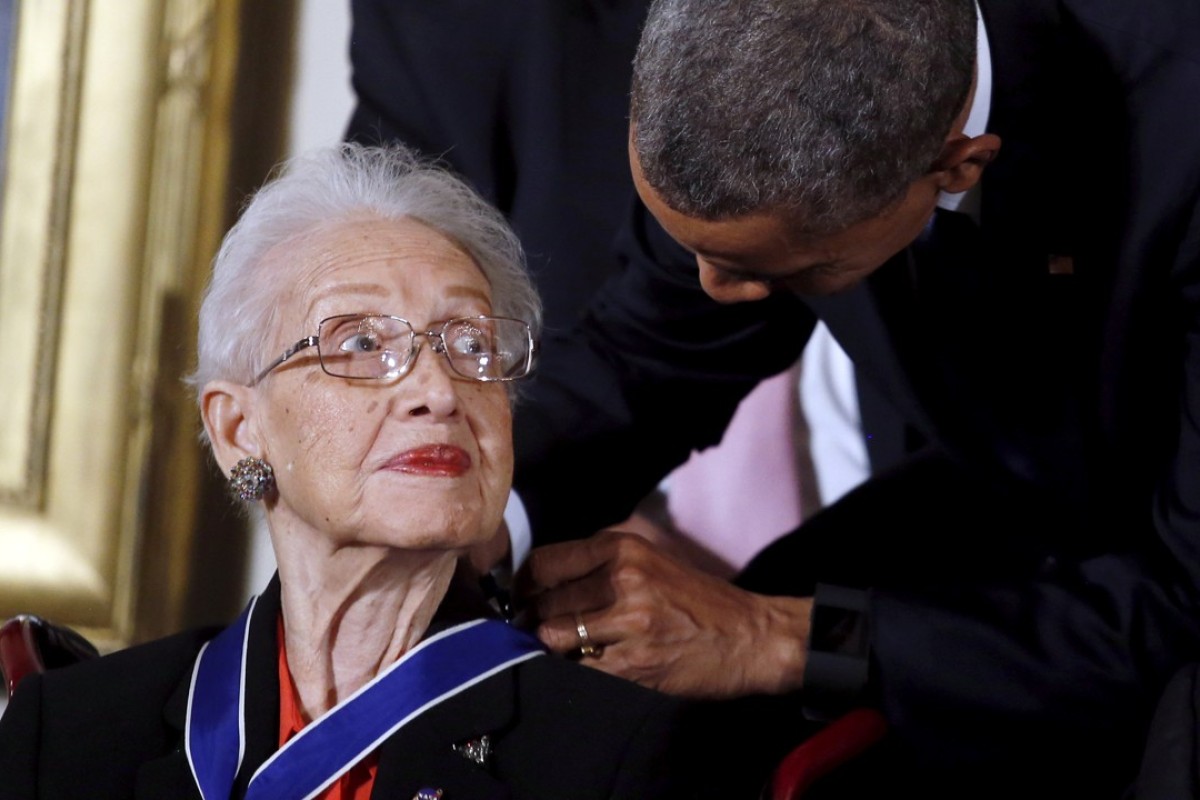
[242, 0, 355, 599]
[288, 0, 354, 156]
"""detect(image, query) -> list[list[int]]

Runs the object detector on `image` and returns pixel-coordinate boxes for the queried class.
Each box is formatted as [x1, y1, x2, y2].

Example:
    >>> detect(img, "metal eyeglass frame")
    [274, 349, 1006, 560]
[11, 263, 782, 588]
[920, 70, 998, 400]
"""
[251, 313, 536, 386]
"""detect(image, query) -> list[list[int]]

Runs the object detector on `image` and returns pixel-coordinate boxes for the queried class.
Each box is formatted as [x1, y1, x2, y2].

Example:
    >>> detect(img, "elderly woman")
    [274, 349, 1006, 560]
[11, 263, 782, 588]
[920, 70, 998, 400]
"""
[0, 144, 682, 799]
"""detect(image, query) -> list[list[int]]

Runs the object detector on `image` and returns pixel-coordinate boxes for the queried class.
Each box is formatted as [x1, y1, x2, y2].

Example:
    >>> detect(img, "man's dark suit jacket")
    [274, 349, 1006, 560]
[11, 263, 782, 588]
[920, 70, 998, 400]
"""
[508, 0, 1200, 794]
[1132, 663, 1200, 799]
[0, 579, 683, 799]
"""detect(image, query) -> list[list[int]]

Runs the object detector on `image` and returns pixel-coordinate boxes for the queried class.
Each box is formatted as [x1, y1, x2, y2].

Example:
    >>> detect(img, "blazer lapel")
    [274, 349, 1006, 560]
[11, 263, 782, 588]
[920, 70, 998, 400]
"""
[134, 652, 202, 799]
[135, 579, 285, 800]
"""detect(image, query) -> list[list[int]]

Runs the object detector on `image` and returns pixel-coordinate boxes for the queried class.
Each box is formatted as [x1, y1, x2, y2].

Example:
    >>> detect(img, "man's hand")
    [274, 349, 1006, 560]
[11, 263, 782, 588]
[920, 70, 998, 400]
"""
[519, 529, 813, 699]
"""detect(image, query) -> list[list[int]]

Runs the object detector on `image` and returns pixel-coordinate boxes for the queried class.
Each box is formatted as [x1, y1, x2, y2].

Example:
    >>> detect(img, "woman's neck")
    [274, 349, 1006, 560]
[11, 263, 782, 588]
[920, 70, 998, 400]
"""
[274, 541, 458, 721]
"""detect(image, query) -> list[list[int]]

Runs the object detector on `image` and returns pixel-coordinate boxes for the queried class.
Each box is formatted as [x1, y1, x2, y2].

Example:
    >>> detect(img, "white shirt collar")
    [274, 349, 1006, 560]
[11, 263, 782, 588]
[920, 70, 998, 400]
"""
[937, 4, 992, 219]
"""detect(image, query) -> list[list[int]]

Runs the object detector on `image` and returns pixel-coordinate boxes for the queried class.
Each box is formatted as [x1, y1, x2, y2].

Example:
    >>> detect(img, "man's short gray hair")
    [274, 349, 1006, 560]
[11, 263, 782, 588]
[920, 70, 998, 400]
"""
[189, 143, 541, 393]
[631, 0, 976, 233]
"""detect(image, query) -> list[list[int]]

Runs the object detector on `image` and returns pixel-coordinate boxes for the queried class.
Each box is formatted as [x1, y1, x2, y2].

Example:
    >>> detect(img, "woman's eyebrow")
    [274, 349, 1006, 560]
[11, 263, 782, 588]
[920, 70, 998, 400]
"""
[308, 282, 390, 305]
[440, 284, 491, 304]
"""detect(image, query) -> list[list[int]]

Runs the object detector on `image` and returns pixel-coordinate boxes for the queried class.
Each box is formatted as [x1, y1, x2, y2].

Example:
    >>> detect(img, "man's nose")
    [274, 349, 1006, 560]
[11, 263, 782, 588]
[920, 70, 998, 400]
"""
[696, 258, 772, 304]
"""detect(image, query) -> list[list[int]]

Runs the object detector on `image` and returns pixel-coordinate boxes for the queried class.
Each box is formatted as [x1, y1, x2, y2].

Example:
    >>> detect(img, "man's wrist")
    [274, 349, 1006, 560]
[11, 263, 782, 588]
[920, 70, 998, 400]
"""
[757, 595, 813, 695]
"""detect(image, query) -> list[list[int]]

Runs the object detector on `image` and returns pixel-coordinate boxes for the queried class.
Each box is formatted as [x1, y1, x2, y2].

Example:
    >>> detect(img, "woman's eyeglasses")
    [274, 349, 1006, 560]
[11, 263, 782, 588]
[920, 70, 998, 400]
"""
[252, 314, 536, 385]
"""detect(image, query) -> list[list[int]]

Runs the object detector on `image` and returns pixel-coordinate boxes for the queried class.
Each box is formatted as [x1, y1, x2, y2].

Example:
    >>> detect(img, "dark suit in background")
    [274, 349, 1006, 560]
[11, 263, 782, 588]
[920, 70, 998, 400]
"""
[346, 0, 648, 335]
[509, 0, 1200, 795]
[0, 578, 683, 799]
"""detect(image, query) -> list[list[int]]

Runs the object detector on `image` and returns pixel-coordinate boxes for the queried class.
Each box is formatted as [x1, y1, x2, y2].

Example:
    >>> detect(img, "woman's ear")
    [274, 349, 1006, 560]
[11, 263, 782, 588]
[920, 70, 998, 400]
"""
[931, 132, 1002, 195]
[200, 380, 261, 474]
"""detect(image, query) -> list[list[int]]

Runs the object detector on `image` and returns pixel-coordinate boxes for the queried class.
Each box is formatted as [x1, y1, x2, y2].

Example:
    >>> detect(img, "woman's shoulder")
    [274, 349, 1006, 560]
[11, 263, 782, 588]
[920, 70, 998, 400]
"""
[1, 625, 221, 743]
[0, 626, 221, 798]
[32, 625, 220, 702]
[493, 654, 691, 798]
[510, 651, 679, 718]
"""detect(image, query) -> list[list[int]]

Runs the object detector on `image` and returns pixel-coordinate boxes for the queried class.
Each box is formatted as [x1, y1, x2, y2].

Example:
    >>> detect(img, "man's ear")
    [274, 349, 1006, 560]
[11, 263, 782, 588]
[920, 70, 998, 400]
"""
[931, 132, 1002, 194]
[200, 380, 262, 474]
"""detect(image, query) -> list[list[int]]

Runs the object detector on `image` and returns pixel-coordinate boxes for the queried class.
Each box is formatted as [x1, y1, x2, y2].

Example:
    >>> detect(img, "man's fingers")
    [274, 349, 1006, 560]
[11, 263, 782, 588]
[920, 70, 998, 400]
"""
[538, 610, 615, 654]
[533, 568, 616, 620]
[519, 529, 635, 591]
[517, 527, 813, 698]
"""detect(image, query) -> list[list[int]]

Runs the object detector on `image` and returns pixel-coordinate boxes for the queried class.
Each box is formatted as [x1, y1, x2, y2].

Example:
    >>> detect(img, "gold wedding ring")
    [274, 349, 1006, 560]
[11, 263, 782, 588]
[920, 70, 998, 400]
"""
[575, 613, 603, 658]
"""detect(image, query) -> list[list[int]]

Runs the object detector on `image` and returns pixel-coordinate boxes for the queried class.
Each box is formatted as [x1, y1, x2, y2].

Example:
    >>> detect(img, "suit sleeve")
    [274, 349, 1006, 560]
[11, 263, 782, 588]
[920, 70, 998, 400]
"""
[868, 51, 1200, 791]
[745, 281, 1200, 794]
[744, 166, 1200, 798]
[512, 201, 815, 542]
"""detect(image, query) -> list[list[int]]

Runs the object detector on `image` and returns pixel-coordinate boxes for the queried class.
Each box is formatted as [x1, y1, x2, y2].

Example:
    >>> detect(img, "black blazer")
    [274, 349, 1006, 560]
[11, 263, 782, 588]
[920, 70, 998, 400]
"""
[509, 0, 1200, 794]
[0, 579, 684, 799]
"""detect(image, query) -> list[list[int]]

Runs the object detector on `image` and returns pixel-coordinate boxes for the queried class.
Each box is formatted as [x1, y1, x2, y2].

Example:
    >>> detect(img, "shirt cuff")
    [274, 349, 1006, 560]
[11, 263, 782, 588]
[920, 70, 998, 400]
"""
[504, 489, 533, 570]
[802, 583, 873, 721]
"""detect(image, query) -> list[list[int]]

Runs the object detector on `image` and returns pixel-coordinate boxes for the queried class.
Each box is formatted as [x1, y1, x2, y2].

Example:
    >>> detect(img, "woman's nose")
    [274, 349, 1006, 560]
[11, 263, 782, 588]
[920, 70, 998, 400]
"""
[400, 338, 460, 418]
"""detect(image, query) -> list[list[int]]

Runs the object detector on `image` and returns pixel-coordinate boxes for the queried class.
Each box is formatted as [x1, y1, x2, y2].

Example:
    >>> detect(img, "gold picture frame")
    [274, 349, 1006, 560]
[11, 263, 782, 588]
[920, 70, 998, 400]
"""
[0, 0, 254, 651]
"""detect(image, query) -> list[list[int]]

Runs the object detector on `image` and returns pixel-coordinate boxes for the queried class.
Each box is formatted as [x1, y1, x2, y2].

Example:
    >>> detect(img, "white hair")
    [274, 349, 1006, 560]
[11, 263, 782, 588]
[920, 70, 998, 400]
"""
[188, 143, 541, 396]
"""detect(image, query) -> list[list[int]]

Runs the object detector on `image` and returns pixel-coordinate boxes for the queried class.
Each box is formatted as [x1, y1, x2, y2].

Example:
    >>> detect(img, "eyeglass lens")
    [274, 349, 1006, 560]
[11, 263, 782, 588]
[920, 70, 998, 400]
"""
[317, 315, 530, 381]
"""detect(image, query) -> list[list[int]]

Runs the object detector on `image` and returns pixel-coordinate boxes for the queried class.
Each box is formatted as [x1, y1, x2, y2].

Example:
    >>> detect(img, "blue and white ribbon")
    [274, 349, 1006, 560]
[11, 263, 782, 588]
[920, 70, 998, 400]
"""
[185, 598, 544, 800]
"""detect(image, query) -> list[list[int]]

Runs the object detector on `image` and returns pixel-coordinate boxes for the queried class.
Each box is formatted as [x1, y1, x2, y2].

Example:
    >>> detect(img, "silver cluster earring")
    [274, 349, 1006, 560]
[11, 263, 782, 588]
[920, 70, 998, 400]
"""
[229, 456, 274, 502]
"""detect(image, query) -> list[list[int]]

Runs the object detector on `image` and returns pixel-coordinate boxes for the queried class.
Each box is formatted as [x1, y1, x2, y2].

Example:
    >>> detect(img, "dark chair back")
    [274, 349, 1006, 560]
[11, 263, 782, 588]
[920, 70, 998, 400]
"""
[1, 614, 99, 699]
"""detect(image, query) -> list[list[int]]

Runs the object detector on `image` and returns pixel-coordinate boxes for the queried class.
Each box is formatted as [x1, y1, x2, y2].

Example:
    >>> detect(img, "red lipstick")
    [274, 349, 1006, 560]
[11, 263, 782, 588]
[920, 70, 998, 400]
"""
[384, 444, 472, 477]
